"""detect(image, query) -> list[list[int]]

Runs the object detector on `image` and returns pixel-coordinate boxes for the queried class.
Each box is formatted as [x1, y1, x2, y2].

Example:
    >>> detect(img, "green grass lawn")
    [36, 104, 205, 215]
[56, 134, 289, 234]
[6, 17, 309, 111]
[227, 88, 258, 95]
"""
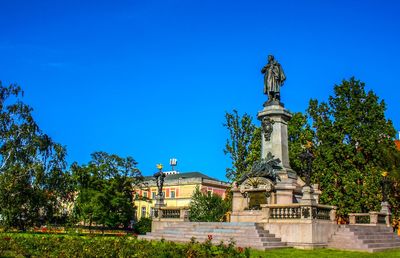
[250, 248, 400, 258]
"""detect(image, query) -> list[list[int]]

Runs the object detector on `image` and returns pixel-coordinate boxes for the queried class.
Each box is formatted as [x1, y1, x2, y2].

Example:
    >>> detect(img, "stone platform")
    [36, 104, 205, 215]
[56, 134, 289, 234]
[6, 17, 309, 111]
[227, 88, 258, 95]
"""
[139, 222, 287, 250]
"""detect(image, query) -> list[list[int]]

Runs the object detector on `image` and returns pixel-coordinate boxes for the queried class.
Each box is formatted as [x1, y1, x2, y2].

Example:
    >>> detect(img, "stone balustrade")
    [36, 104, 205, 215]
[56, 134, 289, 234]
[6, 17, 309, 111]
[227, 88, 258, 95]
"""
[349, 211, 390, 226]
[261, 203, 337, 222]
[157, 207, 189, 221]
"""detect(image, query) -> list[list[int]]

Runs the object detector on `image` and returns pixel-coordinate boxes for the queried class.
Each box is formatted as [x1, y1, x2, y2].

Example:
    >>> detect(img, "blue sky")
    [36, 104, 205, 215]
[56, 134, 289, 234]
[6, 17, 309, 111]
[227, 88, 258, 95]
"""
[1, 0, 399, 180]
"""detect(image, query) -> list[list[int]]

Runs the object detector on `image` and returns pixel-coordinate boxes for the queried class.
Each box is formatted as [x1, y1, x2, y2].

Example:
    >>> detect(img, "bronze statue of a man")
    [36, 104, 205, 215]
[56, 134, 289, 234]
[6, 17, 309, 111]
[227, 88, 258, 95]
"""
[261, 55, 286, 102]
[153, 171, 166, 197]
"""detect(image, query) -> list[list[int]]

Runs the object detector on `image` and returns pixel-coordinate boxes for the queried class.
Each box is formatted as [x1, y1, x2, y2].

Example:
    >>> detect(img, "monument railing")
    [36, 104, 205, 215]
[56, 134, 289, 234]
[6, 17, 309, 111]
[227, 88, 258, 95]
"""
[349, 211, 389, 226]
[261, 203, 337, 222]
[158, 207, 189, 221]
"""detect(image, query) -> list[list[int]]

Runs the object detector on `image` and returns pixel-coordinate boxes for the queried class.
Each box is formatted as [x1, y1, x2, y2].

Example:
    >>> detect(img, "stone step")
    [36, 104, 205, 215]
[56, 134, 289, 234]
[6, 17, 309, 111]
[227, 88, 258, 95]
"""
[144, 222, 286, 250]
[161, 228, 260, 234]
[167, 226, 260, 232]
[362, 239, 400, 244]
[328, 224, 400, 252]
[168, 222, 256, 227]
[366, 242, 400, 248]
[139, 235, 286, 250]
[328, 241, 365, 248]
[164, 227, 262, 233]
[154, 230, 274, 237]
[146, 233, 281, 242]
[370, 246, 400, 253]
[144, 236, 262, 245]
[345, 226, 391, 232]
[358, 234, 399, 240]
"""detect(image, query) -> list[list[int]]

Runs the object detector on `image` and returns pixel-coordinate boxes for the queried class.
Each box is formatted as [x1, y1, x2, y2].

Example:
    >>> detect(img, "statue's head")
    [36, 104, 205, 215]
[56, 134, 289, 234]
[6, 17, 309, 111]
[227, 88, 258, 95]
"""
[268, 55, 274, 62]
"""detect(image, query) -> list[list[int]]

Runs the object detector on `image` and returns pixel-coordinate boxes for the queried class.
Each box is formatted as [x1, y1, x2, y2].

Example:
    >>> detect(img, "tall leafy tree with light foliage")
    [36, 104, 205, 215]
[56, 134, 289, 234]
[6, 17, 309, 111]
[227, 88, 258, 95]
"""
[307, 77, 399, 216]
[0, 82, 72, 230]
[223, 110, 260, 182]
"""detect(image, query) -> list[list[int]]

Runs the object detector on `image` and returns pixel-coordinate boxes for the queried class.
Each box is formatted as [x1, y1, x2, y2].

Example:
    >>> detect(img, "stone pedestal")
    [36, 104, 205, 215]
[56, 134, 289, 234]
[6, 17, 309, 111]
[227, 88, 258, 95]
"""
[154, 196, 166, 219]
[380, 201, 390, 214]
[380, 201, 391, 227]
[300, 185, 317, 206]
[311, 184, 322, 204]
[258, 103, 302, 204]
[274, 181, 296, 204]
[258, 104, 292, 169]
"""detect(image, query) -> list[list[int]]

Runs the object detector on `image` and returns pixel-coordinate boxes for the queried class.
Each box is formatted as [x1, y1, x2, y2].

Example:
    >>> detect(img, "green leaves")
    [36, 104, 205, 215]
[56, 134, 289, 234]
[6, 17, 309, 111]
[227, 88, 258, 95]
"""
[189, 186, 230, 222]
[307, 77, 399, 216]
[0, 82, 71, 230]
[223, 110, 260, 182]
[72, 152, 143, 228]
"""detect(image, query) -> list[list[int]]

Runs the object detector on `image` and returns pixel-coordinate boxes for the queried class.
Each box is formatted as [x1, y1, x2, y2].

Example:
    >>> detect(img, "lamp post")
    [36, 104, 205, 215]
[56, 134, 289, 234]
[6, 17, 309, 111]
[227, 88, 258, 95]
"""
[299, 143, 314, 187]
[380, 171, 391, 223]
[299, 142, 316, 205]
[381, 171, 389, 203]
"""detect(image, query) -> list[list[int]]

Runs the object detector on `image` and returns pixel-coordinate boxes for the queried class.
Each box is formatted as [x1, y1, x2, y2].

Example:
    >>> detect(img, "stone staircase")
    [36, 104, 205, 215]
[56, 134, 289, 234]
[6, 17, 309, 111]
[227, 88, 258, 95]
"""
[139, 222, 286, 250]
[328, 225, 400, 252]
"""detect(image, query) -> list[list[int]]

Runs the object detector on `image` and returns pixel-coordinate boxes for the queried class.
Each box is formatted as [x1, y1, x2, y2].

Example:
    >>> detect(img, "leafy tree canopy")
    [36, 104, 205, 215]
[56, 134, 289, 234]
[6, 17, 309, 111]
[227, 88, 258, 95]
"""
[188, 186, 230, 222]
[223, 110, 260, 182]
[307, 77, 399, 216]
[72, 151, 143, 228]
[0, 82, 72, 230]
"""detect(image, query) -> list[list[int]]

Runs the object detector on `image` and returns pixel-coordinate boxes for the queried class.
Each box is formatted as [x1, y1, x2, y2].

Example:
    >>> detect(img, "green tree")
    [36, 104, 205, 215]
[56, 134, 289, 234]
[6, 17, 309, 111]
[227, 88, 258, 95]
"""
[223, 110, 260, 182]
[0, 82, 71, 230]
[307, 77, 398, 216]
[188, 186, 230, 222]
[72, 151, 143, 228]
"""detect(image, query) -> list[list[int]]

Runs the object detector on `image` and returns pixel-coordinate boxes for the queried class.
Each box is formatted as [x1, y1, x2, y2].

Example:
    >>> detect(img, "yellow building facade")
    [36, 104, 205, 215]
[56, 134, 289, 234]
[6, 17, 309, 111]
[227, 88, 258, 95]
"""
[133, 172, 230, 220]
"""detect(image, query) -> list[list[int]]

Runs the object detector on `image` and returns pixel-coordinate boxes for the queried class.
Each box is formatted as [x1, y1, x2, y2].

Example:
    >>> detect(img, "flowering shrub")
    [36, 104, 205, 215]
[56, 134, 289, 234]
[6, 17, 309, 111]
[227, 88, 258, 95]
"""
[0, 233, 250, 257]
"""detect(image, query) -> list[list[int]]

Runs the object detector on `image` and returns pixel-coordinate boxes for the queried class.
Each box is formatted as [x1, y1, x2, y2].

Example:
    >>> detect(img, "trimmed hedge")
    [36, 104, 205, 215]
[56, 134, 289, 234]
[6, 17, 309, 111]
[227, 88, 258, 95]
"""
[0, 233, 249, 257]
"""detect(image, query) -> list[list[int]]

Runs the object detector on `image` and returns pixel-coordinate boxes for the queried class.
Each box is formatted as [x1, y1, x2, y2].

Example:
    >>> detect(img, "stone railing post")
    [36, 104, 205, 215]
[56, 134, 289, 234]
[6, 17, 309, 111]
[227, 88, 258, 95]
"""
[385, 214, 391, 227]
[180, 208, 189, 221]
[329, 207, 337, 223]
[349, 214, 356, 224]
[261, 205, 270, 221]
[369, 212, 378, 225]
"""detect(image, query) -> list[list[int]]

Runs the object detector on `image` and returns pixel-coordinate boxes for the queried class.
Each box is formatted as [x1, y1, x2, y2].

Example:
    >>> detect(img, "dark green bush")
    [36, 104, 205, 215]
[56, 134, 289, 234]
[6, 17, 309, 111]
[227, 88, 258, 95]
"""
[0, 233, 249, 257]
[134, 217, 152, 234]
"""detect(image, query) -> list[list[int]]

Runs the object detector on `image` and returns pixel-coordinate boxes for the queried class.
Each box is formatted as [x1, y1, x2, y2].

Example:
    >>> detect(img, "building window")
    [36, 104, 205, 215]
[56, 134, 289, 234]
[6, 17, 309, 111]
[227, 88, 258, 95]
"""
[152, 192, 156, 199]
[163, 191, 166, 198]
[143, 191, 148, 198]
[170, 190, 175, 198]
[150, 207, 154, 218]
[141, 206, 146, 218]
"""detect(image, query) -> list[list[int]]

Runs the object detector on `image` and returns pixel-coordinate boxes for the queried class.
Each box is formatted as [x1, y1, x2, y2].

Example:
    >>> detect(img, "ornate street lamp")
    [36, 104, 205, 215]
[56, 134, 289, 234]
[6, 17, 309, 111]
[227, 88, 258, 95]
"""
[299, 142, 314, 187]
[381, 171, 389, 203]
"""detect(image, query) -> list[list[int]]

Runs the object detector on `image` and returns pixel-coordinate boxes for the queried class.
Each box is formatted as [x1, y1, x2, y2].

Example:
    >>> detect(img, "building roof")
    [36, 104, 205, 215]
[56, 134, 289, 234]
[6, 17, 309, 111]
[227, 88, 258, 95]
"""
[143, 171, 221, 182]
[395, 140, 400, 151]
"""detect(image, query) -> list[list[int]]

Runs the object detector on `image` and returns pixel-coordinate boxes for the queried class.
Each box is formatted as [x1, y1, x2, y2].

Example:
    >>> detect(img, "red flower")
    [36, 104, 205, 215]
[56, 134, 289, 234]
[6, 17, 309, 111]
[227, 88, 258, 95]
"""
[207, 234, 213, 241]
[237, 247, 244, 253]
[3, 237, 11, 241]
